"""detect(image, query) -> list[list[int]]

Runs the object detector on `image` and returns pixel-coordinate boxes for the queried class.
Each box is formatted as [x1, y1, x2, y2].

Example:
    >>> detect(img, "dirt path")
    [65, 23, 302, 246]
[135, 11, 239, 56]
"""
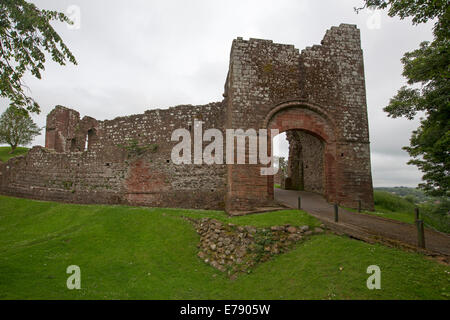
[274, 189, 450, 258]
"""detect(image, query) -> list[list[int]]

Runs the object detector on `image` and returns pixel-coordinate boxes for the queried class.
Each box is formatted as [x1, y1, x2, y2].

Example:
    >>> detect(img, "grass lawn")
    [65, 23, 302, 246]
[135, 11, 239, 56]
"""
[0, 146, 29, 163]
[0, 195, 448, 300]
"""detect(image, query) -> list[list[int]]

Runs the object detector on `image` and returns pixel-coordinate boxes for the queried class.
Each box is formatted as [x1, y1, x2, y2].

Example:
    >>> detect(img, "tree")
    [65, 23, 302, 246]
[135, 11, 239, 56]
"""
[0, 106, 40, 153]
[0, 0, 77, 114]
[356, 1, 449, 197]
[278, 156, 288, 175]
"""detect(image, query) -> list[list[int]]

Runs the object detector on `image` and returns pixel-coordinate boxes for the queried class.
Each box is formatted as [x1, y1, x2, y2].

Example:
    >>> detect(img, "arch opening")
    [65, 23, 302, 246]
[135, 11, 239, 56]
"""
[265, 103, 337, 204]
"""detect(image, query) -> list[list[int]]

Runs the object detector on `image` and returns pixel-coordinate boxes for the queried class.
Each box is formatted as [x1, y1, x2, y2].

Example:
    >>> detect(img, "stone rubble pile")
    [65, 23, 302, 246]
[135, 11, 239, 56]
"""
[188, 218, 325, 275]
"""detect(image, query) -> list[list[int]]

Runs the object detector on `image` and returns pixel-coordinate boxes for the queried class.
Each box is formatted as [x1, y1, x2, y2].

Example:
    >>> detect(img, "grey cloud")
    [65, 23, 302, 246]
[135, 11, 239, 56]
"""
[371, 153, 423, 187]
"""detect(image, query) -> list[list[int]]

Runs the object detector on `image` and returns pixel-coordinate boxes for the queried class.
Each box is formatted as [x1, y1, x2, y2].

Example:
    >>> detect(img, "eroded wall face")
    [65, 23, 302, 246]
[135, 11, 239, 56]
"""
[286, 130, 303, 191]
[0, 103, 227, 210]
[0, 146, 127, 204]
[45, 106, 80, 152]
[286, 130, 324, 194]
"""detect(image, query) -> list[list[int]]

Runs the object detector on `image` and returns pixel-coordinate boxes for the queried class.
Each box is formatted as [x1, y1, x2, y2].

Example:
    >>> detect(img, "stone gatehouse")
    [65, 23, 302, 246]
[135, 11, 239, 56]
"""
[0, 24, 374, 214]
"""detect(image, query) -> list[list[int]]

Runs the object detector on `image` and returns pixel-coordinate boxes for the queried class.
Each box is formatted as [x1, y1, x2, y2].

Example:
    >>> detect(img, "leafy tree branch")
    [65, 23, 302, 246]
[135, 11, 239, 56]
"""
[356, 1, 449, 196]
[0, 0, 77, 113]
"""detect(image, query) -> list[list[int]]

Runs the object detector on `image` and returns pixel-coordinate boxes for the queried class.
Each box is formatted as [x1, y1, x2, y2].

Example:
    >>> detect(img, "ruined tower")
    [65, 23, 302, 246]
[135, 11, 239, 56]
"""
[223, 24, 373, 212]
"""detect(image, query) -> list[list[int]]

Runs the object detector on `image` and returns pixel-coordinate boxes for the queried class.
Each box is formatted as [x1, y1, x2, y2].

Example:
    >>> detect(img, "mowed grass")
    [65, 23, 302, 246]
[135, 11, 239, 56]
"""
[0, 146, 29, 162]
[0, 195, 448, 300]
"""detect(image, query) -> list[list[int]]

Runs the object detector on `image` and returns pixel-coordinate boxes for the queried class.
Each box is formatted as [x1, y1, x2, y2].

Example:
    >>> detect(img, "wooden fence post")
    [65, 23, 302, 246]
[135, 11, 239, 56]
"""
[416, 219, 426, 249]
[415, 207, 420, 221]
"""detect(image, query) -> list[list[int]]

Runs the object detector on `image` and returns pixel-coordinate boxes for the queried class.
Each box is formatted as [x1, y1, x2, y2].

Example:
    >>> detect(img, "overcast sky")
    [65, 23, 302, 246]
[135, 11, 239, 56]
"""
[0, 0, 435, 187]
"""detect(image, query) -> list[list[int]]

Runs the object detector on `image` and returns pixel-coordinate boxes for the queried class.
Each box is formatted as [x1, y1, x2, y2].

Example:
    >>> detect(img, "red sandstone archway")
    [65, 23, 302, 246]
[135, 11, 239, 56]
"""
[264, 101, 338, 204]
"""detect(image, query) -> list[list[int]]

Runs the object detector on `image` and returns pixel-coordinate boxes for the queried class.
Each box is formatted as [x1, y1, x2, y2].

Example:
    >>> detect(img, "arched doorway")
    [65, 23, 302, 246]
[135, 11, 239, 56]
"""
[226, 100, 374, 214]
[273, 130, 325, 193]
[264, 101, 338, 205]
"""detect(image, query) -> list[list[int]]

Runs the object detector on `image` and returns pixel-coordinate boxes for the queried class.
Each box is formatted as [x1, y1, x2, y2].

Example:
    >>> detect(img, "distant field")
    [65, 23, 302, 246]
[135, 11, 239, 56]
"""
[0, 195, 448, 300]
[0, 146, 29, 162]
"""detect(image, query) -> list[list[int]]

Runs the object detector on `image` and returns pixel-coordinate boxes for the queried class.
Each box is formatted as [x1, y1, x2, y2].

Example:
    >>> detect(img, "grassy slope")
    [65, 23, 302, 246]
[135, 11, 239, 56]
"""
[371, 191, 417, 224]
[344, 191, 416, 224]
[0, 146, 29, 163]
[0, 195, 448, 300]
[346, 191, 449, 234]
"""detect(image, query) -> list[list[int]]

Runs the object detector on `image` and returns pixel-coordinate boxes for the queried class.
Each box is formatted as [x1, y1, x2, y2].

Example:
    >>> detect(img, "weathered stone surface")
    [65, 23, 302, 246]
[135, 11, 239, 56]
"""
[286, 130, 324, 193]
[300, 225, 310, 232]
[287, 226, 297, 234]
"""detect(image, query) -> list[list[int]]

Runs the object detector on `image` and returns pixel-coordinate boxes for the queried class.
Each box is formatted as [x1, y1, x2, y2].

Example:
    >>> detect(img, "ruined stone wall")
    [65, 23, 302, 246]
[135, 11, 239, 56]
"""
[0, 23, 374, 213]
[299, 131, 324, 194]
[0, 146, 127, 204]
[286, 130, 324, 194]
[0, 102, 227, 210]
[286, 131, 303, 190]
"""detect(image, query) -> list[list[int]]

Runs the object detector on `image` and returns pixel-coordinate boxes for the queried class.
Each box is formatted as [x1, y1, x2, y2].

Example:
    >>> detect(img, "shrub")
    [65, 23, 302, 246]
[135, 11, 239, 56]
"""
[374, 191, 415, 213]
[420, 198, 450, 233]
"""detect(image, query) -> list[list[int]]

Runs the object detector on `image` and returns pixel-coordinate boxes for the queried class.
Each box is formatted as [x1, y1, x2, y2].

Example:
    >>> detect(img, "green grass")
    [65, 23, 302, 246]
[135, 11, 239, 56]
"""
[374, 191, 416, 214]
[0, 146, 29, 162]
[0, 195, 448, 300]
[345, 191, 450, 233]
[345, 191, 416, 224]
[370, 191, 417, 223]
